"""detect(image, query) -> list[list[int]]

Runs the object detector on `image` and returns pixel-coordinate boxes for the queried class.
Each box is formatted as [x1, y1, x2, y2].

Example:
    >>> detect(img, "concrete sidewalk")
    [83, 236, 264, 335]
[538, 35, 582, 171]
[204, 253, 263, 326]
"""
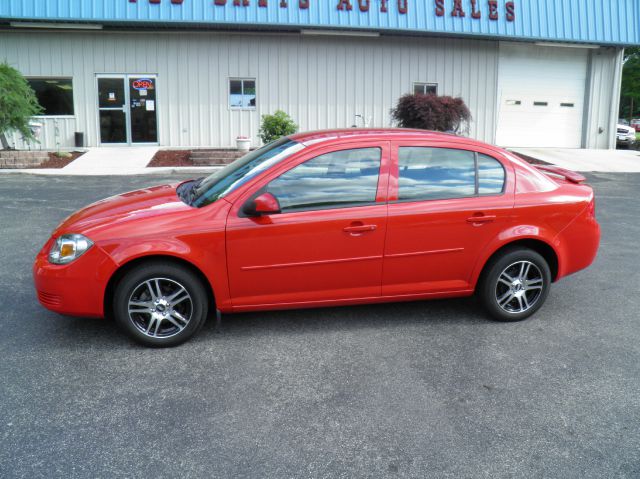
[61, 146, 159, 175]
[511, 147, 640, 173]
[0, 147, 222, 175]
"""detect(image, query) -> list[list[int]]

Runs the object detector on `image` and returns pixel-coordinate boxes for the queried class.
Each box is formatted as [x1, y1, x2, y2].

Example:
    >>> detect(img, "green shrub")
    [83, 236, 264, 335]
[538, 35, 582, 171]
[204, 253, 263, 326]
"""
[258, 110, 298, 144]
[0, 62, 43, 147]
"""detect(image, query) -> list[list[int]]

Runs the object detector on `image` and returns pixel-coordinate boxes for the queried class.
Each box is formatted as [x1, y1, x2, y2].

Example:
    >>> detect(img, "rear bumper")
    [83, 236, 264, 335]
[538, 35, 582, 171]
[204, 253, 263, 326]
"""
[33, 238, 117, 318]
[555, 210, 600, 280]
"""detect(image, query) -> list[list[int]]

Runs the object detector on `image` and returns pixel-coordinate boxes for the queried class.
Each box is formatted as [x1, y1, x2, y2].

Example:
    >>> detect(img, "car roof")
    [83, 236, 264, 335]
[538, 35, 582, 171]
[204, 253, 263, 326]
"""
[289, 128, 497, 151]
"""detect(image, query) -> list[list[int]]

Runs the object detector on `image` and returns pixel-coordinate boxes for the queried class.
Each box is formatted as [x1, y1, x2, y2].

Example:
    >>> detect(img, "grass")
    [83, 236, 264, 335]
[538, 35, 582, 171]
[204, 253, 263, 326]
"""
[637, 132, 640, 140]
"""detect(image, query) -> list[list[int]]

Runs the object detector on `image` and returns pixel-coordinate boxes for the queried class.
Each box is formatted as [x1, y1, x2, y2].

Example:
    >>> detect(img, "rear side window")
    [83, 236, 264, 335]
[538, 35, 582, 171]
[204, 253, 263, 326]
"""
[398, 147, 505, 201]
[398, 147, 475, 200]
[478, 154, 506, 195]
[266, 148, 381, 212]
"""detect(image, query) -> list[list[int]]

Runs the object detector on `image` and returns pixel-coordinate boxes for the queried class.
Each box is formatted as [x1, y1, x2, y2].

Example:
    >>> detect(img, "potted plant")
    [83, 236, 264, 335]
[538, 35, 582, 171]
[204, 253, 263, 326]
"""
[236, 136, 251, 151]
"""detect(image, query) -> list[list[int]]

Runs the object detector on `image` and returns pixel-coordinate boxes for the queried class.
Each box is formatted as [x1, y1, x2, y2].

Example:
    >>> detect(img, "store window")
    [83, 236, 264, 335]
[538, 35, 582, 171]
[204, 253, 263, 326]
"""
[413, 82, 438, 95]
[27, 78, 74, 116]
[229, 78, 256, 109]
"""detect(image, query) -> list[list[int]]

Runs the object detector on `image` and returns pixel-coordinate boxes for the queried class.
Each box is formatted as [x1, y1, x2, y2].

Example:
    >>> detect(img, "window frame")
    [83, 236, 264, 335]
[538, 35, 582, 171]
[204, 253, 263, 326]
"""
[392, 144, 507, 204]
[26, 76, 75, 118]
[412, 82, 438, 96]
[228, 77, 257, 111]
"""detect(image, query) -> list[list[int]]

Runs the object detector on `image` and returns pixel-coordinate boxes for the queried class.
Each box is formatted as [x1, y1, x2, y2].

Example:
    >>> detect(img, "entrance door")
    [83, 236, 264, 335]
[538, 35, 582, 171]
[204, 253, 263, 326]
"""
[97, 75, 158, 145]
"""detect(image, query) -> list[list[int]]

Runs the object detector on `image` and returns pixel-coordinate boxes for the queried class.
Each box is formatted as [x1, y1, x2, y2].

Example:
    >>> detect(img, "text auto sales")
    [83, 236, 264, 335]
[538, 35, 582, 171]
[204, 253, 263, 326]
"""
[132, 1, 516, 21]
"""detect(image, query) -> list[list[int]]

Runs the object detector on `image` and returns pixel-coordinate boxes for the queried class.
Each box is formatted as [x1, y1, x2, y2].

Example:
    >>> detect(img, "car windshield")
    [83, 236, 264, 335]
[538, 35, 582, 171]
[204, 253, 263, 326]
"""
[191, 137, 305, 207]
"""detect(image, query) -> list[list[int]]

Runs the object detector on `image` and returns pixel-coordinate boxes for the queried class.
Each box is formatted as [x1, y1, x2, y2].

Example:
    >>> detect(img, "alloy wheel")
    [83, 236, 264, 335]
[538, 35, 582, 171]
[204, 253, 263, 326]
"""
[127, 277, 193, 338]
[494, 260, 544, 314]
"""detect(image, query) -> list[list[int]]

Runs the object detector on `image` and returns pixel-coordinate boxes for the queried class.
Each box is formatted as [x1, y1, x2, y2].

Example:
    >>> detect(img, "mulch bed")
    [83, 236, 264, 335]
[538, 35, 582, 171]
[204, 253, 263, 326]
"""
[147, 150, 193, 167]
[26, 151, 85, 169]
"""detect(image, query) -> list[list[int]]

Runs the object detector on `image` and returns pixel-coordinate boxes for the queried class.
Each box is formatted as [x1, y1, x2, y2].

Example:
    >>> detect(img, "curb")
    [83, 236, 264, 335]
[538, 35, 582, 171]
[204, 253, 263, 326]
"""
[0, 166, 224, 176]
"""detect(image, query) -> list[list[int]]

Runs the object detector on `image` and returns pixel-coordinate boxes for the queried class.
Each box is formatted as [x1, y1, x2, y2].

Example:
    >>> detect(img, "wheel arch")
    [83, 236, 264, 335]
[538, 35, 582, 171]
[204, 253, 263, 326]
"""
[476, 238, 560, 289]
[103, 254, 216, 320]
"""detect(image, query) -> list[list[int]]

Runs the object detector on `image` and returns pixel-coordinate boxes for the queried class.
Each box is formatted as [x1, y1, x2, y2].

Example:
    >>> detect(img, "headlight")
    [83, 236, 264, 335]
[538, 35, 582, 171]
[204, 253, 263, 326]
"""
[48, 234, 94, 265]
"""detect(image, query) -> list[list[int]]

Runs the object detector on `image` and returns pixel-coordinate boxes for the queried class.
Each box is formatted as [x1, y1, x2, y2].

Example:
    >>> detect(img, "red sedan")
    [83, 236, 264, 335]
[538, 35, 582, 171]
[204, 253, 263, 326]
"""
[34, 129, 600, 346]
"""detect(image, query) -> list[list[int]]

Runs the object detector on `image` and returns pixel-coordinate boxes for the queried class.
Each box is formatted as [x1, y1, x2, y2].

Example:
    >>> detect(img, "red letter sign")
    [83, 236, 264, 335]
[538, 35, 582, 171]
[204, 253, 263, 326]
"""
[451, 0, 465, 17]
[488, 0, 498, 20]
[506, 1, 515, 21]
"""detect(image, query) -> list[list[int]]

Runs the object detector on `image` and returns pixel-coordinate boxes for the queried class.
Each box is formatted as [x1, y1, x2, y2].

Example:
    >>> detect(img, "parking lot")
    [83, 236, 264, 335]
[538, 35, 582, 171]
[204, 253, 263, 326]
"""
[1, 172, 639, 478]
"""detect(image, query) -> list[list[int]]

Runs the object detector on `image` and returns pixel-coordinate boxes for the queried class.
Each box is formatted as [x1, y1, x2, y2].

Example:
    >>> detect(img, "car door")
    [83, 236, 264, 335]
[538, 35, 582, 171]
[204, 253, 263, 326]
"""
[226, 142, 390, 308]
[382, 142, 515, 296]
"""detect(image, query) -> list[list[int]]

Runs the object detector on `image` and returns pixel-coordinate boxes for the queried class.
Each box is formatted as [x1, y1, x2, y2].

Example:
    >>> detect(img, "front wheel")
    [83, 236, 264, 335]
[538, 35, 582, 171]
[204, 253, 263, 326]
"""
[113, 262, 209, 347]
[478, 248, 551, 322]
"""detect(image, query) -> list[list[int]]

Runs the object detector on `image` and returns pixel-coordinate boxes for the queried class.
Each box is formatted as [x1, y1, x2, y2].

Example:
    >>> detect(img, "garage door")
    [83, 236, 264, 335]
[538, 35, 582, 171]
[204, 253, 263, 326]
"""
[496, 43, 588, 148]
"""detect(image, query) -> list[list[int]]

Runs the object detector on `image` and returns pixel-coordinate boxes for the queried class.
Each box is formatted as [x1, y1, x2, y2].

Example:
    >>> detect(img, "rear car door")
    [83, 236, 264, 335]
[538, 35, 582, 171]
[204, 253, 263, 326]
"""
[226, 142, 390, 308]
[382, 142, 515, 296]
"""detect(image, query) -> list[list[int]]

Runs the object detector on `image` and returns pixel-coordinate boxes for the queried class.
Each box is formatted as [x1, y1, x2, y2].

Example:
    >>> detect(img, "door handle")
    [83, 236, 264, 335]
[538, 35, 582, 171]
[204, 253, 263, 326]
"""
[343, 224, 377, 234]
[466, 214, 496, 224]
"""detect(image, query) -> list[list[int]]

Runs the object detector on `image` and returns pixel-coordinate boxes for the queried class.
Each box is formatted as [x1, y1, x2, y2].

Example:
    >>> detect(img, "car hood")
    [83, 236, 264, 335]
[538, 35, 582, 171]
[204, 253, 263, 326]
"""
[618, 124, 635, 134]
[54, 182, 193, 238]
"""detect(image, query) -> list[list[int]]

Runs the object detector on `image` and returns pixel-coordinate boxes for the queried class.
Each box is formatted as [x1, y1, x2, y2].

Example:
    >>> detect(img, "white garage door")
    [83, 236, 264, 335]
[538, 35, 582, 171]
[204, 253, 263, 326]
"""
[496, 43, 588, 148]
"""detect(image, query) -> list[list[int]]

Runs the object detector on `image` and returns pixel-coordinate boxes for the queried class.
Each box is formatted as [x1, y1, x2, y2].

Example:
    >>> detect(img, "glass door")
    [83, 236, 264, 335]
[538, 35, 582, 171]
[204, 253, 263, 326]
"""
[97, 75, 158, 145]
[129, 76, 158, 143]
[98, 77, 127, 144]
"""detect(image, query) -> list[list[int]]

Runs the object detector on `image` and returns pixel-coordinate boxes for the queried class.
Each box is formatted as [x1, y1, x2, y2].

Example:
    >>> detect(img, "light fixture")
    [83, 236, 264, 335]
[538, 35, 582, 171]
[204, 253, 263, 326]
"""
[301, 29, 380, 38]
[535, 42, 599, 49]
[10, 21, 103, 30]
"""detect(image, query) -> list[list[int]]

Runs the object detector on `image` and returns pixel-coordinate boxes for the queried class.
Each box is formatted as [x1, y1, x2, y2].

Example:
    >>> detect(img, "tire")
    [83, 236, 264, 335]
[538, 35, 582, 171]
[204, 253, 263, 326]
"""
[478, 248, 551, 322]
[113, 261, 209, 347]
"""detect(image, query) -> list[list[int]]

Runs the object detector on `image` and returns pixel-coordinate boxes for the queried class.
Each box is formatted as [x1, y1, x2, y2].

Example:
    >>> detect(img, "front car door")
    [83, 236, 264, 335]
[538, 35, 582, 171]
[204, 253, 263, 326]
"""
[226, 142, 390, 309]
[382, 142, 515, 296]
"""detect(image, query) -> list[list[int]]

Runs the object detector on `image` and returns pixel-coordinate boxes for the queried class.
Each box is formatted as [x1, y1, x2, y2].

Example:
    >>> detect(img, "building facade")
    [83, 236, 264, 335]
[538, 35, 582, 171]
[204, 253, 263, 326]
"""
[1, 0, 638, 150]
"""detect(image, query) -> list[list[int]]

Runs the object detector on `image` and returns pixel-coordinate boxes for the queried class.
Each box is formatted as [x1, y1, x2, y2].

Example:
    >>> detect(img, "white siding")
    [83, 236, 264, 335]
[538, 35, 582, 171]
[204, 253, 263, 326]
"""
[583, 47, 624, 149]
[0, 30, 499, 148]
[9, 117, 77, 150]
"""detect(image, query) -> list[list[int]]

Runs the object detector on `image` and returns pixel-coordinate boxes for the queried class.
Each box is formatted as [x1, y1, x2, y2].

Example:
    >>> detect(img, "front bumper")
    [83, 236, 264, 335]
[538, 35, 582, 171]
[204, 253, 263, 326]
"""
[33, 237, 118, 318]
[617, 134, 636, 146]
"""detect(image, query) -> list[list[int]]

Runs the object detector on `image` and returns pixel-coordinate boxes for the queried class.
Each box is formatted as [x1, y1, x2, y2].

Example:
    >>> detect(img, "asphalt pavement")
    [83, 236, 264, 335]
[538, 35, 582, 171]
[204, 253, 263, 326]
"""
[0, 173, 638, 478]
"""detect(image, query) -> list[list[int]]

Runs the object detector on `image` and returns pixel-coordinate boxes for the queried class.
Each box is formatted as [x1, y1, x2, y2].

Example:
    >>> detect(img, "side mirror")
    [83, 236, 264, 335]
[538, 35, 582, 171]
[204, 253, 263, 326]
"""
[243, 192, 281, 217]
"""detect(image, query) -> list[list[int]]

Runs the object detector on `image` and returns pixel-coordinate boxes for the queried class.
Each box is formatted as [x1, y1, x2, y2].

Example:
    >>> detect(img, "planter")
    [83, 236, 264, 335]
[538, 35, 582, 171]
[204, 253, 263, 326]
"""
[236, 138, 251, 152]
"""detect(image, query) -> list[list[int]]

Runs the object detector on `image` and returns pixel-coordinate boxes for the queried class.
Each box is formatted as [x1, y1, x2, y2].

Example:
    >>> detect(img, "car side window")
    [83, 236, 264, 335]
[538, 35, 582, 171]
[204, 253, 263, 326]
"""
[398, 147, 506, 201]
[478, 154, 506, 195]
[265, 147, 381, 213]
[398, 147, 475, 201]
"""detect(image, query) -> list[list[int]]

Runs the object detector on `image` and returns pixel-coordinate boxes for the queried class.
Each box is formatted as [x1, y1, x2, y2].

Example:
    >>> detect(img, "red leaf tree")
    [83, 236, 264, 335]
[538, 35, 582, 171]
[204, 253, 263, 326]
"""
[391, 94, 472, 134]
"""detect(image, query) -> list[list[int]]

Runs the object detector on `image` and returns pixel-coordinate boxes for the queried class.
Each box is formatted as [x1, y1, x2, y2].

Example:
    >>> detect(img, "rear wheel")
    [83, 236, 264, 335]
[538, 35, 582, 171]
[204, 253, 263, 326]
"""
[113, 262, 208, 347]
[479, 248, 551, 322]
